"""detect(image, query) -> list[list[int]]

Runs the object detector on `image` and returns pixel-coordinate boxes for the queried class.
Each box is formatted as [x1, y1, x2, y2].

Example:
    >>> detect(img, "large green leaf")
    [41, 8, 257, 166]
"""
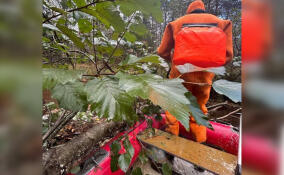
[42, 68, 84, 90]
[213, 79, 242, 103]
[52, 82, 87, 112]
[85, 77, 137, 121]
[185, 92, 213, 129]
[116, 73, 190, 130]
[56, 18, 85, 49]
[116, 0, 163, 22]
[81, 2, 125, 32]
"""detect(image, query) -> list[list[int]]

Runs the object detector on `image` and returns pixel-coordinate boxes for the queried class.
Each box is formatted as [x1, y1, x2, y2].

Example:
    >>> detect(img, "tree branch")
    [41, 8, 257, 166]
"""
[69, 50, 97, 67]
[108, 13, 136, 63]
[43, 0, 113, 23]
[92, 13, 99, 74]
[43, 111, 72, 142]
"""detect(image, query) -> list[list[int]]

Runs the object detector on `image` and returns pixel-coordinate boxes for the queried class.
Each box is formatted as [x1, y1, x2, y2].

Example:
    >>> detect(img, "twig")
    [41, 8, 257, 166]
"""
[207, 101, 228, 110]
[92, 17, 99, 74]
[43, 111, 77, 143]
[215, 108, 242, 121]
[209, 106, 223, 112]
[107, 12, 136, 64]
[69, 50, 97, 67]
[43, 111, 67, 142]
[47, 112, 77, 142]
[82, 73, 115, 77]
[43, 0, 112, 23]
[103, 60, 115, 73]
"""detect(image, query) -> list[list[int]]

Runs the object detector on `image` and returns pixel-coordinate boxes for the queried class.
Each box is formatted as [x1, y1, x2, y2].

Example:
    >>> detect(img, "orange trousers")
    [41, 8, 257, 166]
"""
[165, 66, 215, 143]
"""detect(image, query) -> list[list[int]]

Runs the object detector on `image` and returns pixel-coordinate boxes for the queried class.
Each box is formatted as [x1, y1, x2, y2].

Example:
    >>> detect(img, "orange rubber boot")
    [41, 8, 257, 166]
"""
[190, 117, 207, 143]
[165, 111, 179, 136]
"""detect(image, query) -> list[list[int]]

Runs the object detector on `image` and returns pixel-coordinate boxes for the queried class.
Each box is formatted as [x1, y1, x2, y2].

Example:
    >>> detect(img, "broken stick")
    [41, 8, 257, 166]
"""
[215, 108, 242, 120]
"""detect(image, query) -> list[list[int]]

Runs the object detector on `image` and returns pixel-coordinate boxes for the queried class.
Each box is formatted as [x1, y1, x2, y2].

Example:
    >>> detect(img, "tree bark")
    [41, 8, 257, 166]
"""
[43, 121, 122, 175]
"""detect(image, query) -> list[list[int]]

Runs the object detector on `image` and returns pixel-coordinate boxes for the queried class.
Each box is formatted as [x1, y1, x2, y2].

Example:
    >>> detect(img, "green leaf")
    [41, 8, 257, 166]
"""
[42, 24, 60, 32]
[85, 77, 137, 121]
[116, 73, 190, 130]
[73, 0, 86, 7]
[185, 92, 213, 129]
[120, 54, 161, 66]
[50, 7, 67, 14]
[56, 18, 85, 49]
[130, 23, 148, 36]
[110, 141, 121, 172]
[124, 32, 137, 43]
[213, 80, 242, 103]
[42, 36, 51, 43]
[78, 18, 92, 33]
[124, 137, 134, 157]
[118, 153, 132, 172]
[111, 155, 120, 172]
[42, 68, 85, 90]
[162, 163, 172, 175]
[132, 167, 143, 175]
[80, 2, 125, 32]
[70, 166, 81, 174]
[97, 45, 124, 57]
[118, 138, 134, 172]
[116, 0, 163, 22]
[139, 55, 161, 64]
[111, 141, 121, 154]
[52, 82, 87, 112]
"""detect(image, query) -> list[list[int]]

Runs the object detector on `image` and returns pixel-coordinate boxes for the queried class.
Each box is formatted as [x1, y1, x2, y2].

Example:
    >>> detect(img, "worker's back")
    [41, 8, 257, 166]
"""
[158, 0, 233, 64]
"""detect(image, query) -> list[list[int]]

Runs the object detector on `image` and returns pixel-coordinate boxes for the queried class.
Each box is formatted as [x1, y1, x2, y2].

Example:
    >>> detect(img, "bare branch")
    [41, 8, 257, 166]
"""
[92, 13, 99, 74]
[207, 101, 228, 110]
[215, 108, 242, 121]
[69, 50, 97, 67]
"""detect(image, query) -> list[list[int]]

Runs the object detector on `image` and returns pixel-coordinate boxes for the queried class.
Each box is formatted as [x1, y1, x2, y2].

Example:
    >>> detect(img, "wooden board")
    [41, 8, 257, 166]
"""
[138, 129, 238, 175]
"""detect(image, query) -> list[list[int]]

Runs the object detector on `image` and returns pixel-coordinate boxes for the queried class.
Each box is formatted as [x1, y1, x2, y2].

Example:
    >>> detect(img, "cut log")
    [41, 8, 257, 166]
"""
[42, 121, 122, 175]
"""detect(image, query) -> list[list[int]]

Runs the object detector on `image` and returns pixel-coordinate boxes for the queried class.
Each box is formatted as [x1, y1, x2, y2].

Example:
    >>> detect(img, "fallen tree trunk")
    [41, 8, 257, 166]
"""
[43, 121, 122, 175]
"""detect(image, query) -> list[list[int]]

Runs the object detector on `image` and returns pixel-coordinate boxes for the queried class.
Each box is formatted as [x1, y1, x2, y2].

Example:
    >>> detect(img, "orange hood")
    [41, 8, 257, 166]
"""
[186, 0, 206, 14]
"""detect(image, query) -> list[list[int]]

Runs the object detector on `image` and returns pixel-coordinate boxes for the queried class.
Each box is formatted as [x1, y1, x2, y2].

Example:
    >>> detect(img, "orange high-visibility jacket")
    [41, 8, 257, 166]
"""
[157, 0, 233, 64]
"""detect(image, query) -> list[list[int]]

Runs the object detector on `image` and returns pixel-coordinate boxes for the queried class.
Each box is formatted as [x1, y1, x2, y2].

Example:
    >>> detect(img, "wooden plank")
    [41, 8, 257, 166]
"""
[138, 129, 238, 175]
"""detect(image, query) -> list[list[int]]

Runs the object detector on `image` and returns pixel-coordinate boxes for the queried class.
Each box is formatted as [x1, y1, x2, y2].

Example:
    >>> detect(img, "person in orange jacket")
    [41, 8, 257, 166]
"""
[157, 0, 233, 143]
